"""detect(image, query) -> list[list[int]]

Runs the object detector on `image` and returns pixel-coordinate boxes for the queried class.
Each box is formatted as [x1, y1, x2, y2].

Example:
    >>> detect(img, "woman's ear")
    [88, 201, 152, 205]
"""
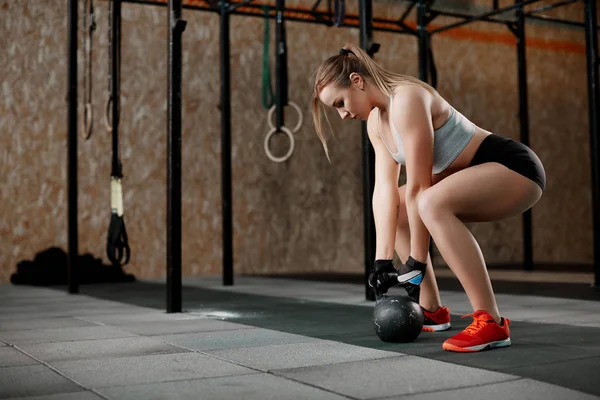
[349, 72, 364, 90]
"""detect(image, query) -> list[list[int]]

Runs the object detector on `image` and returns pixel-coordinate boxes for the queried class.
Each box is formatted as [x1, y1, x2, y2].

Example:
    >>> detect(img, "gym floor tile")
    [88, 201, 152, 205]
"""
[502, 357, 600, 397]
[0, 306, 155, 322]
[0, 346, 38, 368]
[277, 356, 518, 400]
[0, 317, 98, 332]
[157, 327, 319, 351]
[515, 323, 600, 351]
[74, 311, 206, 326]
[403, 341, 599, 371]
[111, 318, 253, 336]
[8, 392, 105, 400]
[99, 373, 348, 400]
[0, 365, 82, 399]
[51, 352, 257, 388]
[0, 326, 137, 345]
[206, 340, 400, 371]
[384, 378, 600, 400]
[19, 336, 188, 363]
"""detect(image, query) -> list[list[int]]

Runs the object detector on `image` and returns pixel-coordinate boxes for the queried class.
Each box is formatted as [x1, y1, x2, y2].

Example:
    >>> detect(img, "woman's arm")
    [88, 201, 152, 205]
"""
[366, 112, 402, 260]
[389, 85, 434, 264]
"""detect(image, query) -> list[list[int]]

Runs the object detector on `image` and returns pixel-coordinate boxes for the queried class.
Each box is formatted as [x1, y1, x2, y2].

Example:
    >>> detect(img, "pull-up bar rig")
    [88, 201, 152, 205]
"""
[66, 0, 599, 310]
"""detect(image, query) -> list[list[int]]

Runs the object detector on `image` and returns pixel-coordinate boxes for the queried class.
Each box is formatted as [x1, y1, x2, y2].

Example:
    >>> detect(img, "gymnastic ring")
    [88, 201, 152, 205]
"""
[104, 95, 113, 132]
[267, 101, 303, 133]
[83, 103, 93, 140]
[264, 126, 295, 163]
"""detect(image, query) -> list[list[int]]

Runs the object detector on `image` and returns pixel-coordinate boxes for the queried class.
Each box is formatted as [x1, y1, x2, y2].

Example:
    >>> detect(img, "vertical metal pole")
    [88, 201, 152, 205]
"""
[67, 0, 79, 294]
[220, 1, 234, 286]
[417, 0, 429, 83]
[359, 0, 376, 301]
[516, 0, 533, 271]
[584, 0, 600, 286]
[417, 0, 436, 258]
[111, 0, 121, 177]
[167, 0, 185, 313]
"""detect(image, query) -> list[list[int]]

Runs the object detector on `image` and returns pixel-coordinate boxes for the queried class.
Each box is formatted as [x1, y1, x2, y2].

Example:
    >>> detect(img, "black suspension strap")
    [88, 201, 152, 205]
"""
[275, 0, 289, 130]
[264, 0, 303, 163]
[82, 0, 96, 140]
[334, 0, 345, 27]
[106, 0, 130, 268]
[104, 0, 113, 132]
[262, 6, 274, 109]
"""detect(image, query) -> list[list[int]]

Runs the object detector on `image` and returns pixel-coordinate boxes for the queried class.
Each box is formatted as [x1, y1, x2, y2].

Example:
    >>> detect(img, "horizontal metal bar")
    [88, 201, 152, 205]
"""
[430, 0, 544, 34]
[123, 0, 415, 34]
[525, 0, 579, 16]
[310, 0, 322, 12]
[429, 9, 514, 26]
[396, 20, 418, 35]
[526, 13, 593, 29]
[125, 0, 591, 33]
[229, 0, 255, 13]
[399, 1, 416, 24]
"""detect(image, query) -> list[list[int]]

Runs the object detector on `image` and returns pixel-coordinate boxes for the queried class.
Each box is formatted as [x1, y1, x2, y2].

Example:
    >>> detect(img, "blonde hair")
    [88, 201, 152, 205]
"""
[311, 43, 437, 161]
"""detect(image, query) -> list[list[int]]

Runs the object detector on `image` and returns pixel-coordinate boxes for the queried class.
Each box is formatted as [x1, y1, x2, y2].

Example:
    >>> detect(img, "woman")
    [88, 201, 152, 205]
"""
[311, 44, 546, 353]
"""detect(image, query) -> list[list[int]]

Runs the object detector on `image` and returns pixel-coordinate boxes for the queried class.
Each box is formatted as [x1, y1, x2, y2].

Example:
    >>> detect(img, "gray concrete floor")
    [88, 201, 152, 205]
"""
[1, 278, 599, 400]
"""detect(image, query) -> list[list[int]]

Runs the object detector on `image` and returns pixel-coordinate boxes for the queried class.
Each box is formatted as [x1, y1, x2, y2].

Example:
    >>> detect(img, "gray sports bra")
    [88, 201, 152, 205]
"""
[377, 95, 476, 174]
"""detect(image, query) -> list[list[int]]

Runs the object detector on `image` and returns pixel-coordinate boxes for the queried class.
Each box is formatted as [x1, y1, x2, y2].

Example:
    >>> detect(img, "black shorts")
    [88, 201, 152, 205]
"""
[469, 134, 546, 191]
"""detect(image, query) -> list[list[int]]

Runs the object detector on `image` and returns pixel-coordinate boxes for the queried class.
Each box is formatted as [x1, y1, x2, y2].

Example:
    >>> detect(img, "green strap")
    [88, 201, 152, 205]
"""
[262, 7, 274, 109]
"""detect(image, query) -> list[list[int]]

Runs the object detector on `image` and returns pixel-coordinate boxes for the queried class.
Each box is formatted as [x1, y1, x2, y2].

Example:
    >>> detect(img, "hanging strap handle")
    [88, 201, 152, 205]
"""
[264, 0, 295, 163]
[82, 0, 96, 139]
[106, 176, 130, 266]
[106, 0, 130, 268]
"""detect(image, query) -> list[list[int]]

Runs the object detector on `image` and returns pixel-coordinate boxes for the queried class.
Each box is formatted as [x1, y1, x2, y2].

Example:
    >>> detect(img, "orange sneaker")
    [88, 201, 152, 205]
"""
[442, 310, 511, 353]
[422, 306, 451, 332]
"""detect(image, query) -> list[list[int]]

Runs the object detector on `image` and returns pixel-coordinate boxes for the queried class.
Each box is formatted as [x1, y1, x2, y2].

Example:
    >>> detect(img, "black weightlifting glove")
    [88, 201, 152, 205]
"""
[368, 259, 399, 296]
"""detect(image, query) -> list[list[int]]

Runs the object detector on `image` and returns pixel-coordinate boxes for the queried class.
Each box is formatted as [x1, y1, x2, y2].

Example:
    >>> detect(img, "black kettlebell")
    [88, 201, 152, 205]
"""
[372, 295, 424, 343]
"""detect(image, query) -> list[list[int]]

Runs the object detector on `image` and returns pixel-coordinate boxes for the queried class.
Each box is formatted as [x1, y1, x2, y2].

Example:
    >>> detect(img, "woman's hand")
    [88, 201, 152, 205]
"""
[368, 259, 399, 296]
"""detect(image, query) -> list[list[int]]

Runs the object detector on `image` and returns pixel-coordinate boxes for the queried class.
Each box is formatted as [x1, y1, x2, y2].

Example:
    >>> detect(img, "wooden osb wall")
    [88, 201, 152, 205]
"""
[0, 0, 596, 284]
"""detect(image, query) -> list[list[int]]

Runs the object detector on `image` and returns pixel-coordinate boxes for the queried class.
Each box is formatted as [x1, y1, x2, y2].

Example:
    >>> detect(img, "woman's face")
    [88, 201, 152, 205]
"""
[319, 74, 372, 121]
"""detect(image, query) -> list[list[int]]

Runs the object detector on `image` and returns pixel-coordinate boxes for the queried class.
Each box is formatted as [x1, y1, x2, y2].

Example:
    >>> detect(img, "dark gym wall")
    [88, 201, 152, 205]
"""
[0, 0, 595, 283]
